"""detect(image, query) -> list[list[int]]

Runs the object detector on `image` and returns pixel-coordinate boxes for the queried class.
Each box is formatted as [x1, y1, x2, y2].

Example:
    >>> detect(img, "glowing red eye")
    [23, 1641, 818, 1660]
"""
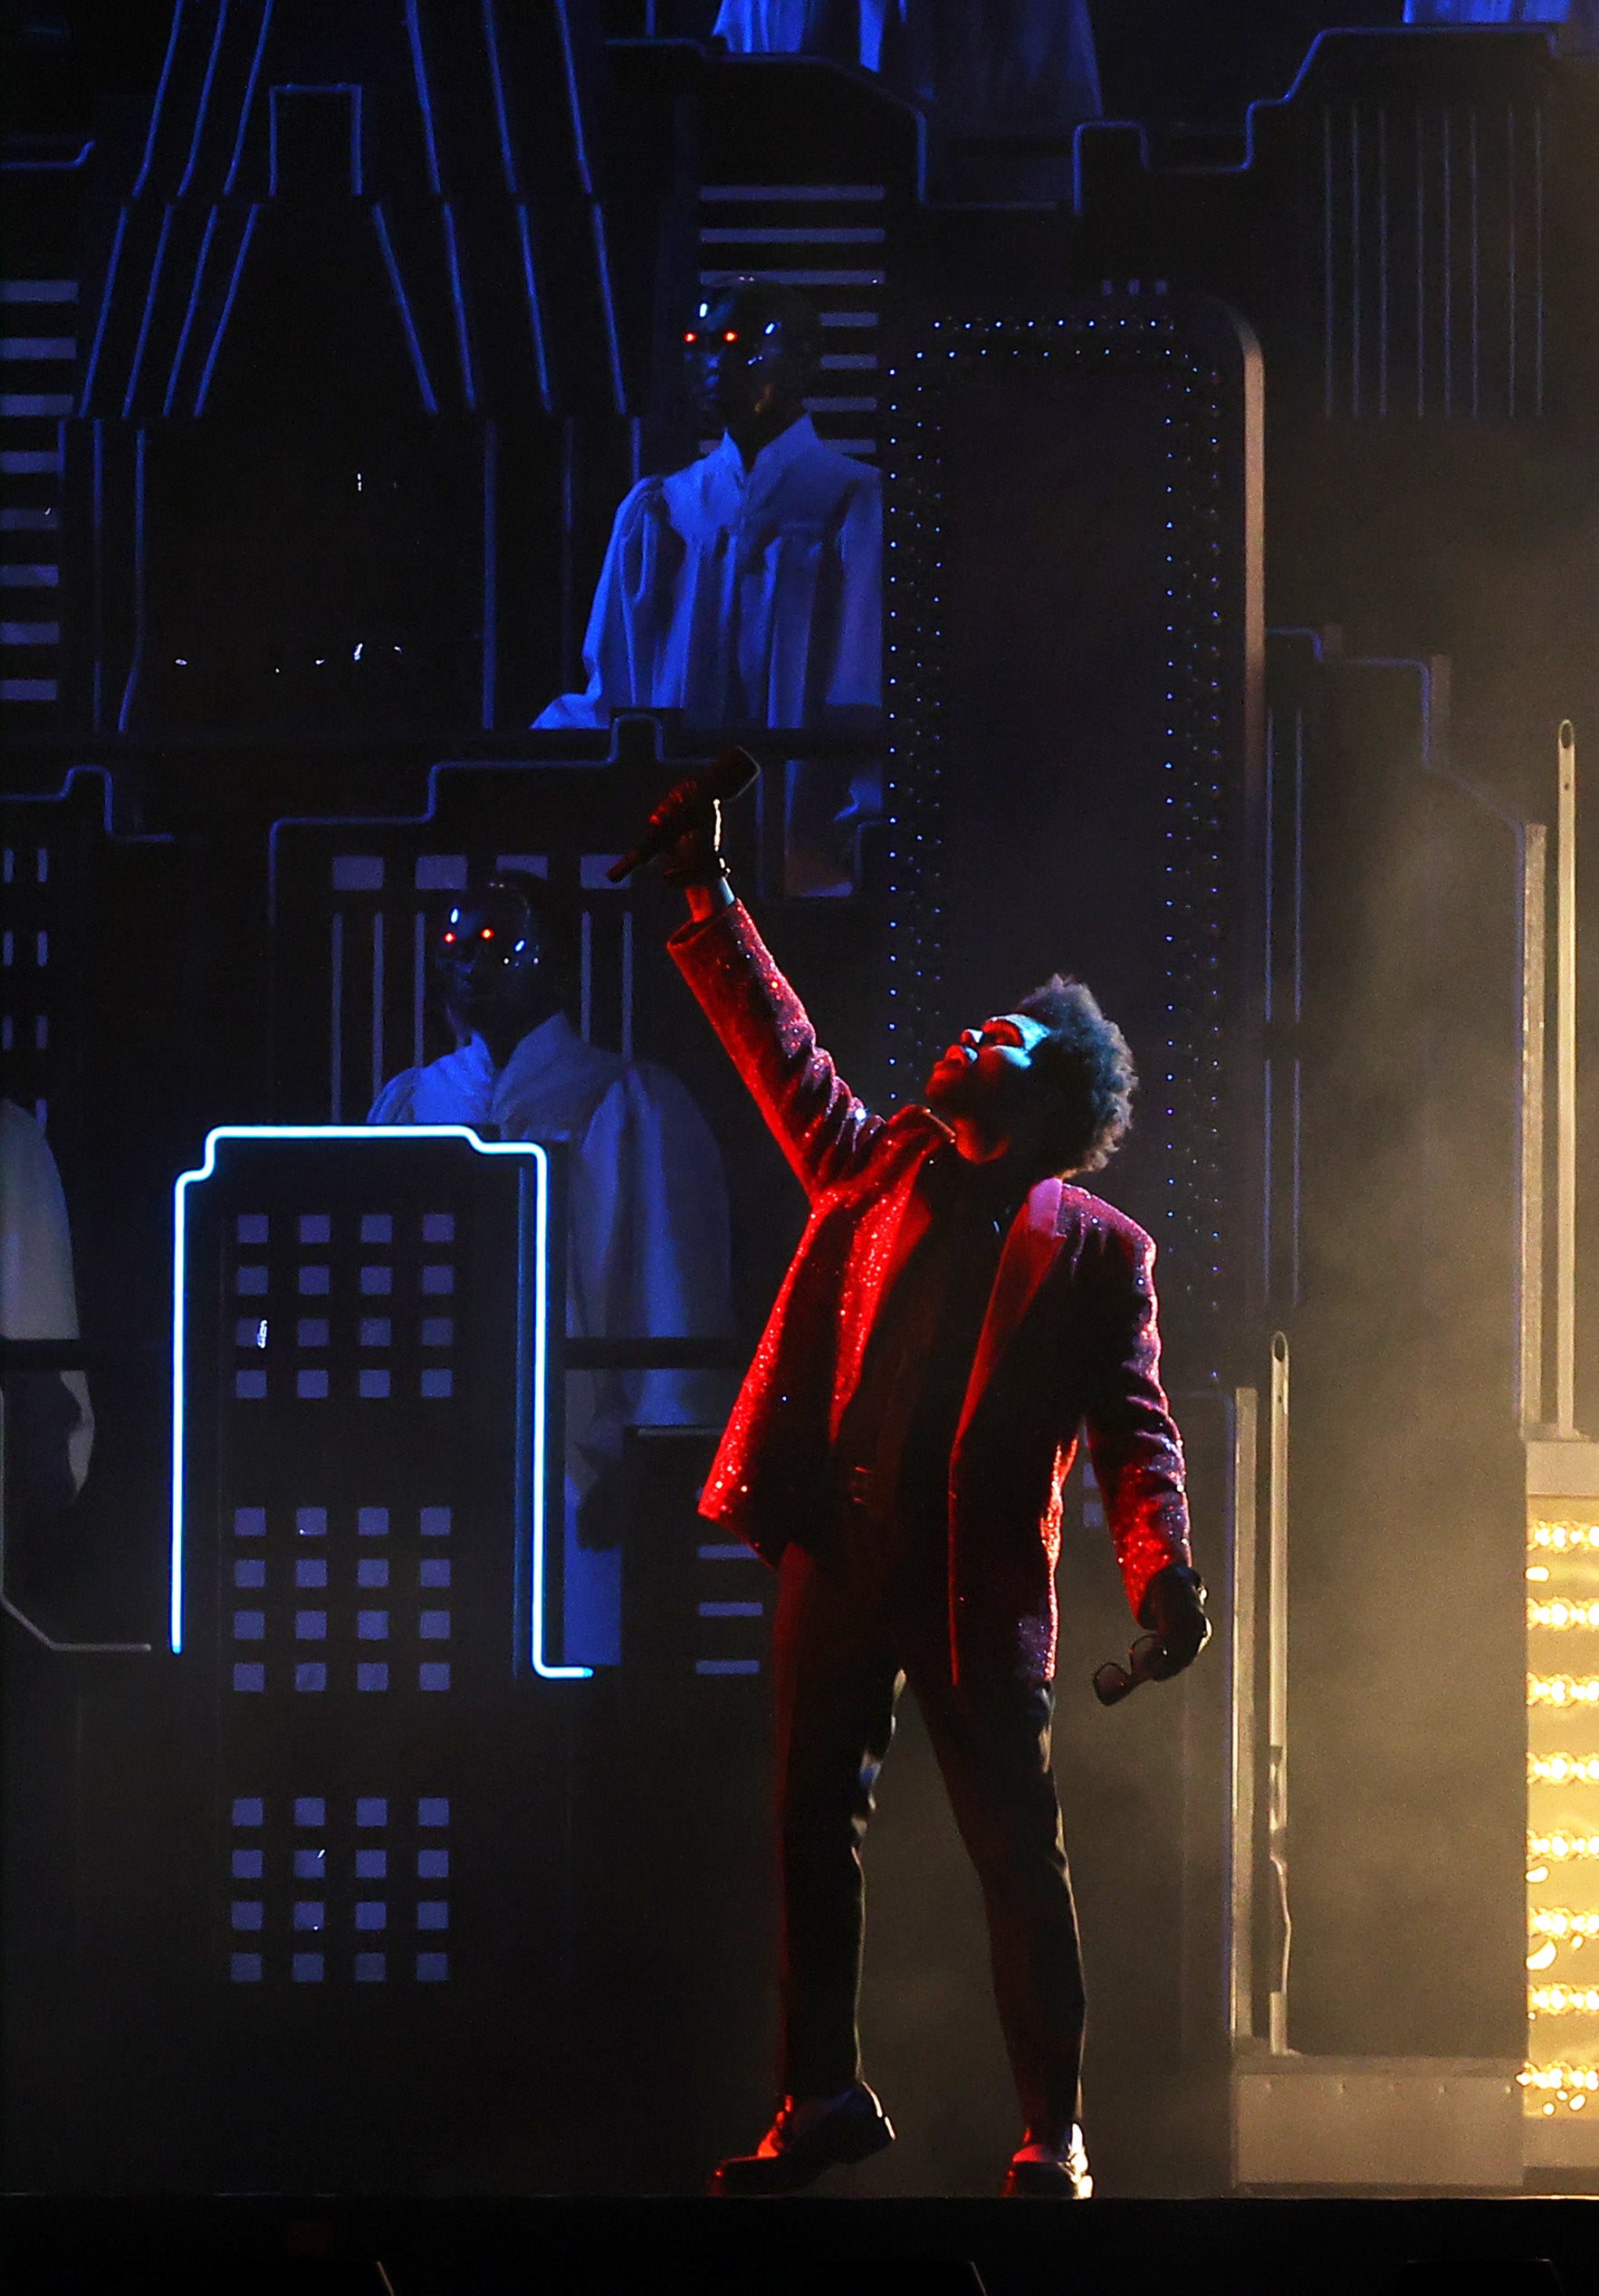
[481, 928, 494, 940]
[723, 330, 737, 342]
[684, 331, 696, 344]
[442, 933, 455, 945]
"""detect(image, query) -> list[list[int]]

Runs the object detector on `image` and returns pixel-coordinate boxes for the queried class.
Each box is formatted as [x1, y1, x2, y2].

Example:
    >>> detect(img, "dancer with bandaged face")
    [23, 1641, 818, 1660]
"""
[635, 781, 1209, 2198]
[535, 281, 880, 732]
[369, 873, 733, 1665]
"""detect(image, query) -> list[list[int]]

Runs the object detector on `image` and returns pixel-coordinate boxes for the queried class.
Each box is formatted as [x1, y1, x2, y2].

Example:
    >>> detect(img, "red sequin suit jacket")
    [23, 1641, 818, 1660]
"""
[669, 902, 1192, 1687]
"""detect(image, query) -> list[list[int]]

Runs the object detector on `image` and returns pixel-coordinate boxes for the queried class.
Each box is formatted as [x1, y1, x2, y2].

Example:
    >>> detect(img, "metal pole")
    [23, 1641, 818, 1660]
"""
[1267, 1331, 1292, 2055]
[1556, 722, 1577, 1436]
[1228, 1384, 1260, 2047]
[1520, 821, 1547, 1434]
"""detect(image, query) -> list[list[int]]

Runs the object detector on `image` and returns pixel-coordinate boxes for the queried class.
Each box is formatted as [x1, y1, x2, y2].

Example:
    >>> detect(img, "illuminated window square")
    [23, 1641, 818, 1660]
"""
[357, 1507, 388, 1537]
[296, 1369, 330, 1400]
[233, 1611, 265, 1641]
[232, 1797, 263, 1826]
[359, 1318, 391, 1347]
[234, 1560, 265, 1590]
[421, 1265, 454, 1296]
[233, 1662, 265, 1692]
[235, 1370, 267, 1401]
[230, 1953, 263, 1983]
[422, 1214, 454, 1243]
[417, 1900, 448, 1931]
[292, 1901, 325, 1931]
[235, 1265, 268, 1296]
[419, 1507, 450, 1537]
[356, 1662, 389, 1692]
[299, 1215, 331, 1244]
[294, 1797, 325, 1827]
[420, 1317, 453, 1347]
[358, 1559, 388, 1588]
[296, 1507, 327, 1538]
[359, 1369, 390, 1400]
[231, 1900, 263, 1931]
[416, 1953, 448, 1982]
[354, 1953, 386, 1982]
[236, 1215, 269, 1244]
[417, 1849, 448, 1880]
[357, 1611, 388, 1641]
[292, 1953, 324, 1983]
[417, 1797, 449, 1826]
[232, 1849, 263, 1880]
[354, 1901, 387, 1931]
[418, 1662, 451, 1692]
[419, 1369, 453, 1400]
[235, 1508, 266, 1538]
[356, 1796, 388, 1827]
[295, 1611, 327, 1641]
[295, 1662, 328, 1692]
[419, 1611, 450, 1641]
[419, 1560, 450, 1589]
[356, 1849, 388, 1880]
[359, 1265, 393, 1296]
[360, 1214, 393, 1244]
[294, 1848, 325, 1881]
[295, 1558, 327, 1589]
[298, 1265, 330, 1296]
[235, 1317, 265, 1348]
[297, 1317, 329, 1347]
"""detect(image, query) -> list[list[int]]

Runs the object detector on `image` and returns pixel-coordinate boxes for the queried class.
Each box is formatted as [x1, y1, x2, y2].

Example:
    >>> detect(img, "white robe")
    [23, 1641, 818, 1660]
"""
[0, 1097, 93, 1497]
[369, 1016, 734, 1666]
[1404, 0, 1597, 35]
[534, 416, 881, 731]
[712, 0, 1103, 131]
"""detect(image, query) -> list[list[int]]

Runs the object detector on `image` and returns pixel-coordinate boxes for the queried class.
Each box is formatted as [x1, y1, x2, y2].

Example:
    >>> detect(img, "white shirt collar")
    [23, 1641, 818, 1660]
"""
[712, 412, 822, 498]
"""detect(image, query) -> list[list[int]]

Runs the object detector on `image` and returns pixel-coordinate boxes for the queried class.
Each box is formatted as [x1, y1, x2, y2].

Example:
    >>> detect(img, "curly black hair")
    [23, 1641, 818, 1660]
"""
[1012, 973, 1136, 1176]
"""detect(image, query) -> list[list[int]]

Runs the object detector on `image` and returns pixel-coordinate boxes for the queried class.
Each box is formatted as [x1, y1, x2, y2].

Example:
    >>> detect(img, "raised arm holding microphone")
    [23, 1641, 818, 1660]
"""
[635, 772, 1208, 2198]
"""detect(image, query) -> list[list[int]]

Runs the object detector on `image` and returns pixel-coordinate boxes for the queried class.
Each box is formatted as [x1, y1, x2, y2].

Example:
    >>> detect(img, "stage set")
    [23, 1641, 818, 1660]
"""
[2, 2, 1598, 2289]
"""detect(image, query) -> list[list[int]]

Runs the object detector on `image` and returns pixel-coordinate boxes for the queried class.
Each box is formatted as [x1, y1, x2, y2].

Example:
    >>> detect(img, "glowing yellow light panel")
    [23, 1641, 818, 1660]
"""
[1526, 1512, 1599, 2119]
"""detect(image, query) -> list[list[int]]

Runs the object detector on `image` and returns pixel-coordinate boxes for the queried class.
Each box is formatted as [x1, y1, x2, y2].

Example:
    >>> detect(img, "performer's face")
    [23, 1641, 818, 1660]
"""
[925, 1014, 1053, 1127]
[436, 888, 545, 1039]
[685, 292, 808, 430]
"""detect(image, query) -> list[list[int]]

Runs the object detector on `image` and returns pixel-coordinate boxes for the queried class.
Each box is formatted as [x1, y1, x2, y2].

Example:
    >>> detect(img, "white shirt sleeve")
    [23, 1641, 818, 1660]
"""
[825, 468, 883, 713]
[532, 478, 675, 728]
[0, 1099, 94, 1495]
[367, 1070, 420, 1124]
[567, 1065, 734, 1469]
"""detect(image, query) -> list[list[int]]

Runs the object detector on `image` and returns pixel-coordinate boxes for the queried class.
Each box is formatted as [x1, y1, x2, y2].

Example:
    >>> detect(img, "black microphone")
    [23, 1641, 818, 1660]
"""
[607, 747, 761, 883]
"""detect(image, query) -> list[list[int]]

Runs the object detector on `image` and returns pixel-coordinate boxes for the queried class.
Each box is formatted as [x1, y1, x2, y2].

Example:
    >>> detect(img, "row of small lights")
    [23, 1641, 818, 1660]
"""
[1521, 2063, 1599, 2114]
[1529, 1521, 1599, 1553]
[1530, 1675, 1599, 1708]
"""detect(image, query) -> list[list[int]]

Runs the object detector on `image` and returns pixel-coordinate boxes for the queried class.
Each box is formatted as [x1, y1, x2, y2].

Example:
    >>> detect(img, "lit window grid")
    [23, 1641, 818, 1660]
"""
[170, 1125, 583, 1678]
[223, 1501, 454, 1695]
[225, 1792, 452, 1981]
[1527, 1507, 1599, 2113]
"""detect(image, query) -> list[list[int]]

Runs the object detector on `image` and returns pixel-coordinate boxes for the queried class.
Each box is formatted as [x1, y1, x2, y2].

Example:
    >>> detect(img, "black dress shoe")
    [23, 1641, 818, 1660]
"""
[1001, 2126, 1093, 2199]
[709, 2083, 895, 2196]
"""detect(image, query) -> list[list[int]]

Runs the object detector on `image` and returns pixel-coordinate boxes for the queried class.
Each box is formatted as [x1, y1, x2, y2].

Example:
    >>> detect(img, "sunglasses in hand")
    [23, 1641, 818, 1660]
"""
[1092, 1631, 1166, 1708]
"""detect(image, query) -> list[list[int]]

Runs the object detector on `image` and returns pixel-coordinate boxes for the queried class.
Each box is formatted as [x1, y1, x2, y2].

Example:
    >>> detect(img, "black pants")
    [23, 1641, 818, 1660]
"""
[771, 1536, 1086, 2144]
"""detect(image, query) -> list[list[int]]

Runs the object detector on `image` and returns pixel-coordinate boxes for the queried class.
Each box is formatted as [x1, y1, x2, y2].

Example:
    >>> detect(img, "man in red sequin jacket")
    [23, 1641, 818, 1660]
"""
[657, 797, 1208, 2200]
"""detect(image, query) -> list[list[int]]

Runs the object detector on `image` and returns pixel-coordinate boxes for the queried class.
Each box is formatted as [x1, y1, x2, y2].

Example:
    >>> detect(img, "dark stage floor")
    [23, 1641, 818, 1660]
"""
[5, 2196, 1597, 2295]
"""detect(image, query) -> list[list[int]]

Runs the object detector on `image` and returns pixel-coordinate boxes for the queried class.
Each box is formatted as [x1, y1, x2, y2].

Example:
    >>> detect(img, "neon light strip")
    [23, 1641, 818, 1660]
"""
[223, 0, 274, 196]
[170, 1125, 586, 1678]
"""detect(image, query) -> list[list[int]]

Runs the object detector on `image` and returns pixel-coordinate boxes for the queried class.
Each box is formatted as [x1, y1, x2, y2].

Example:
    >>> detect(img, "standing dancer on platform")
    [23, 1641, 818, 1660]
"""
[637, 778, 1210, 2198]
